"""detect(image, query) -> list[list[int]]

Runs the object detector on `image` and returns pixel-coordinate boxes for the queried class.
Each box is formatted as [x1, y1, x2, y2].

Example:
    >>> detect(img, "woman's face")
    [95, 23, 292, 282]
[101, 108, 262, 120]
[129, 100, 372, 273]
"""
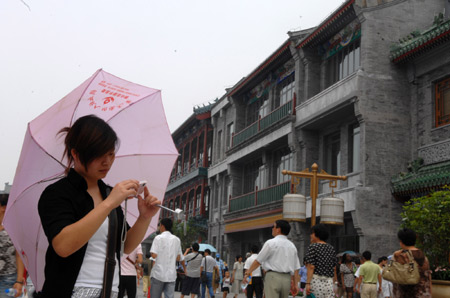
[74, 149, 115, 181]
[346, 255, 352, 262]
[310, 232, 319, 243]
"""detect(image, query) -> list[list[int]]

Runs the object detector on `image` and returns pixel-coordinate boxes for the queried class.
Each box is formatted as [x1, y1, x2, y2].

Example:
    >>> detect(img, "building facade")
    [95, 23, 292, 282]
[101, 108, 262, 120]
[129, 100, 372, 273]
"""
[206, 0, 448, 264]
[390, 7, 450, 201]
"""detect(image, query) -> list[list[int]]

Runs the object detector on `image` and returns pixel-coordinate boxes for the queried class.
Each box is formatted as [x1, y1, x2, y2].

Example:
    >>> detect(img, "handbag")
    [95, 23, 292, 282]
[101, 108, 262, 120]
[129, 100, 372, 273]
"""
[382, 250, 420, 285]
[201, 257, 208, 283]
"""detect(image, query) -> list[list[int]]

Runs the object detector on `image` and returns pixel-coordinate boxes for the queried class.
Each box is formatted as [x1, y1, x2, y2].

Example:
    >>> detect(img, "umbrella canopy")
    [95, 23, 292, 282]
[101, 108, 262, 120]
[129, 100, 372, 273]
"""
[337, 250, 360, 257]
[3, 69, 178, 291]
[198, 243, 217, 253]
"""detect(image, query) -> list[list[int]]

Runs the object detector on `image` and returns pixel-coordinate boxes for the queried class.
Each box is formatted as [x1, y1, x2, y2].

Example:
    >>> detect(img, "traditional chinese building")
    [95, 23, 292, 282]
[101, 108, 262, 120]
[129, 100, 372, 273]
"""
[390, 9, 450, 201]
[207, 0, 448, 263]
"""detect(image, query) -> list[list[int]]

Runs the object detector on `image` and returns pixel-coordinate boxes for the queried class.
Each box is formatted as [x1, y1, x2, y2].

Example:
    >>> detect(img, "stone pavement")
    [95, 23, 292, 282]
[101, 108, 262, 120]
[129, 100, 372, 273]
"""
[136, 281, 247, 298]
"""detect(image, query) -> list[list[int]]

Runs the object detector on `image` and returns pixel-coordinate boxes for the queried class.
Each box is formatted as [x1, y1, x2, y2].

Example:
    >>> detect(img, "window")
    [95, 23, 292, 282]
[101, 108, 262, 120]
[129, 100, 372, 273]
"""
[436, 77, 450, 127]
[327, 39, 361, 87]
[246, 93, 268, 126]
[243, 159, 266, 193]
[349, 124, 360, 173]
[324, 132, 341, 175]
[217, 130, 222, 160]
[226, 122, 234, 148]
[273, 148, 293, 184]
[276, 75, 295, 108]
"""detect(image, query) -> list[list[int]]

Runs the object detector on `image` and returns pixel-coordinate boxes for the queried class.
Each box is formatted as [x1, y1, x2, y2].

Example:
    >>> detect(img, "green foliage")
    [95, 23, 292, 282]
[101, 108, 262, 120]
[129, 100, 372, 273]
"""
[172, 217, 208, 250]
[401, 188, 450, 280]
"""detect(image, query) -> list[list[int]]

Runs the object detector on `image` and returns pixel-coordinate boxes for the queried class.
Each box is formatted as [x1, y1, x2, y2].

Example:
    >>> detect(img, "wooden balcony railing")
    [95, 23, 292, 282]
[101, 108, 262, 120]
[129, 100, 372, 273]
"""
[232, 99, 294, 148]
[228, 181, 290, 212]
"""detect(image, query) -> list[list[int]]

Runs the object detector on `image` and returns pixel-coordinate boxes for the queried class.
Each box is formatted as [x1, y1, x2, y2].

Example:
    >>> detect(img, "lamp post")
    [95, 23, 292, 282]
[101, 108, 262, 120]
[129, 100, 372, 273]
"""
[282, 163, 347, 227]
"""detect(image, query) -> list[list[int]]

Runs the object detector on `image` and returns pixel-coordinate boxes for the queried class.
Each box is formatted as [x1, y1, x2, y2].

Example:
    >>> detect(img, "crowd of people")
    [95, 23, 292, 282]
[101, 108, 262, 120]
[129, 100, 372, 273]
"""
[0, 116, 432, 298]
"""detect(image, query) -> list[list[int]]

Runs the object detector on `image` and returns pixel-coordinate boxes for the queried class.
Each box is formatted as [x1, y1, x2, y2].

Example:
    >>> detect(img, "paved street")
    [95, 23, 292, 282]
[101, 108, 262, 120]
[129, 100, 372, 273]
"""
[136, 281, 247, 298]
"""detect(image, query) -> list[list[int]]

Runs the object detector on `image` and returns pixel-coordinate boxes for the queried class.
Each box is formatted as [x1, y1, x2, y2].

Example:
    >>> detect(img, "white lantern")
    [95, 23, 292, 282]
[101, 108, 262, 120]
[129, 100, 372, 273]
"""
[283, 194, 306, 222]
[320, 196, 344, 225]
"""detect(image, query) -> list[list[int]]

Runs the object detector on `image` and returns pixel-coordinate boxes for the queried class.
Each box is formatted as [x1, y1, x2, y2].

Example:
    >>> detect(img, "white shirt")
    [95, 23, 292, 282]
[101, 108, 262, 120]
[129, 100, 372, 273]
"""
[256, 235, 300, 275]
[150, 231, 184, 282]
[120, 244, 143, 276]
[200, 255, 217, 273]
[75, 217, 120, 292]
[244, 254, 262, 277]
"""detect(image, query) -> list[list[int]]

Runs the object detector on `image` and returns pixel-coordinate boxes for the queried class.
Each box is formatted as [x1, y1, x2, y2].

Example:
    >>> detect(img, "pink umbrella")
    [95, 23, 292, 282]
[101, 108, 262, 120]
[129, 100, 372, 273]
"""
[3, 69, 178, 291]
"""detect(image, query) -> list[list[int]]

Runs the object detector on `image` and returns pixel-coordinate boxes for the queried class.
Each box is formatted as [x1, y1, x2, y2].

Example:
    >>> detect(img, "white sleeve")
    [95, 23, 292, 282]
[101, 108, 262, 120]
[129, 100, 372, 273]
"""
[150, 236, 159, 254]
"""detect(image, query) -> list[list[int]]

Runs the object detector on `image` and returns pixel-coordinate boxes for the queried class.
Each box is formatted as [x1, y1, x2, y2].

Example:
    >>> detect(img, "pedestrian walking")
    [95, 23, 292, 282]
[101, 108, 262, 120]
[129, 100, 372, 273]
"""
[230, 255, 244, 298]
[181, 243, 202, 298]
[377, 256, 392, 298]
[340, 253, 357, 298]
[118, 244, 143, 298]
[245, 220, 300, 298]
[200, 249, 218, 298]
[356, 251, 381, 298]
[243, 245, 263, 298]
[141, 253, 153, 297]
[305, 224, 338, 298]
[391, 228, 431, 297]
[150, 218, 184, 298]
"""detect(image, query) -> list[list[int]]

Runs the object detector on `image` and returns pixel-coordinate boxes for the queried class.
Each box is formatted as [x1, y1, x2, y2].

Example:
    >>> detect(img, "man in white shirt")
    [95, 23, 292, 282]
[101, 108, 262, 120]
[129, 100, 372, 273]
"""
[118, 244, 143, 298]
[245, 220, 300, 298]
[150, 218, 184, 298]
[243, 245, 263, 298]
[200, 249, 218, 298]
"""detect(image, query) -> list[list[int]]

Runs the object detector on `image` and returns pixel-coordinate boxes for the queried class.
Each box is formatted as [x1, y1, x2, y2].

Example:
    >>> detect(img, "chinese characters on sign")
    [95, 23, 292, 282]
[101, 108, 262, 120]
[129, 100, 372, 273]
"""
[87, 81, 140, 112]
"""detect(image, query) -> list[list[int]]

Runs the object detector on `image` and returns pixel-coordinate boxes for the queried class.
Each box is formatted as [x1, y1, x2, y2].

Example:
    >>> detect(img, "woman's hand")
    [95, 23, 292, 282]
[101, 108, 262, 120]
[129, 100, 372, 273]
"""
[305, 283, 311, 295]
[107, 180, 140, 209]
[136, 186, 160, 219]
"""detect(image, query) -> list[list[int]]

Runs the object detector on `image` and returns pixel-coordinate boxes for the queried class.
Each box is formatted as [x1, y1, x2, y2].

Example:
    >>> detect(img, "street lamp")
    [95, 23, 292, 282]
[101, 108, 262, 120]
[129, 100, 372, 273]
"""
[282, 163, 347, 226]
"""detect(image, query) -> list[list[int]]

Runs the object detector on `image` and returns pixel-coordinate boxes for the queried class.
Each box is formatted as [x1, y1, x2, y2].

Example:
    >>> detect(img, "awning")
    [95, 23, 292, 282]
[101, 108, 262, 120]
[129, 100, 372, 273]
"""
[224, 210, 283, 233]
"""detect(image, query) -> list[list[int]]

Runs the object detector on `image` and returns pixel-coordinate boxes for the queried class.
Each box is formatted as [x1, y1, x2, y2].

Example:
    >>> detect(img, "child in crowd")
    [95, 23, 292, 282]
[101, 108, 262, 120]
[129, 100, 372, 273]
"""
[222, 271, 231, 298]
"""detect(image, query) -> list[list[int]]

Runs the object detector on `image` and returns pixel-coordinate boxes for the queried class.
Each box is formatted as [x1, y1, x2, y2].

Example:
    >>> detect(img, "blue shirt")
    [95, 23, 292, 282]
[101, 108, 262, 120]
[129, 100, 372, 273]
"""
[299, 266, 307, 283]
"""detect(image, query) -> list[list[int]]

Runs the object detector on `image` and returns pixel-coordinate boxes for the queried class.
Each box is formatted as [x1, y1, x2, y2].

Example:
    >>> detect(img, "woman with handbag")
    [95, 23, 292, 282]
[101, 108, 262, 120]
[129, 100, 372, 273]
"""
[391, 228, 431, 297]
[38, 115, 161, 298]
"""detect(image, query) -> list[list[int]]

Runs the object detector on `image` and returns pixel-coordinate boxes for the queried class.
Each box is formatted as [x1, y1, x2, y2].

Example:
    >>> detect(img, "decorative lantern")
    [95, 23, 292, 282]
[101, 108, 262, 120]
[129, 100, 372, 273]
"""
[320, 196, 344, 225]
[283, 193, 306, 222]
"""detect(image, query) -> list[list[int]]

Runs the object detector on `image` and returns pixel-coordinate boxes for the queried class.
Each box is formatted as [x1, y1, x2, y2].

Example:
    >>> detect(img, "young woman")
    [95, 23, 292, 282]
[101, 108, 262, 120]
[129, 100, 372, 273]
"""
[340, 253, 356, 298]
[38, 115, 160, 298]
[230, 255, 244, 298]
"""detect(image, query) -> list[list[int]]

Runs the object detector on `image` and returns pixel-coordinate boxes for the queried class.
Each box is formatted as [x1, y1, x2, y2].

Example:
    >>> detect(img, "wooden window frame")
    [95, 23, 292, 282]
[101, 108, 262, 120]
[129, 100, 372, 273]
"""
[435, 77, 450, 127]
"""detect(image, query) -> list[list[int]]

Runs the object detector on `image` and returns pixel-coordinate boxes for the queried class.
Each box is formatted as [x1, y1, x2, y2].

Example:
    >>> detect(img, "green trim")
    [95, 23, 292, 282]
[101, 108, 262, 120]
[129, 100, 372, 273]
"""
[390, 16, 450, 62]
[391, 160, 450, 195]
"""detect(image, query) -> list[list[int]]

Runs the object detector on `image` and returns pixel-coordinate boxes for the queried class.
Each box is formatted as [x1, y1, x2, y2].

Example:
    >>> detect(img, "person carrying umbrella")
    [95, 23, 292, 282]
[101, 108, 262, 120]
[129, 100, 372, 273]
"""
[38, 115, 161, 298]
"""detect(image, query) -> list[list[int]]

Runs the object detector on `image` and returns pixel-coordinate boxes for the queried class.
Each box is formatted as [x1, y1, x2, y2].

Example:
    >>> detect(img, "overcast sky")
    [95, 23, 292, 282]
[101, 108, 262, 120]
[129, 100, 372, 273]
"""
[0, 0, 344, 189]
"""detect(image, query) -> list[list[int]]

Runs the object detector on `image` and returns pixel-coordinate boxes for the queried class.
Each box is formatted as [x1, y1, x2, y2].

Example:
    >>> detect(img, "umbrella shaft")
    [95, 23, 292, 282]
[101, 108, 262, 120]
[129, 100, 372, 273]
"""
[156, 204, 177, 214]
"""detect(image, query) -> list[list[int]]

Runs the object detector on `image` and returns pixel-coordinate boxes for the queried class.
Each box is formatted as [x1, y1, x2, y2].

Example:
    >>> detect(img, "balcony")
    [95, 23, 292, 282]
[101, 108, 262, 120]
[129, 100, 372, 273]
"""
[228, 181, 290, 212]
[166, 167, 208, 192]
[232, 100, 293, 148]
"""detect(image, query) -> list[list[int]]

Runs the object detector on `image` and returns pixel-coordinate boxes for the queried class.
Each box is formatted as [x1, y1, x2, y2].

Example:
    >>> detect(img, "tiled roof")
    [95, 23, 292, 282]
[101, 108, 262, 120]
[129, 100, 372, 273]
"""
[193, 99, 218, 115]
[228, 40, 291, 97]
[391, 160, 450, 196]
[390, 16, 450, 64]
[296, 0, 355, 49]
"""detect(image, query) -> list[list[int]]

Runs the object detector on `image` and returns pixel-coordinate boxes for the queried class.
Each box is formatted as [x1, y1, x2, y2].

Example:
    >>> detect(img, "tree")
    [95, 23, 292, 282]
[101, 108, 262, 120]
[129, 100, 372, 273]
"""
[173, 217, 208, 250]
[401, 187, 450, 280]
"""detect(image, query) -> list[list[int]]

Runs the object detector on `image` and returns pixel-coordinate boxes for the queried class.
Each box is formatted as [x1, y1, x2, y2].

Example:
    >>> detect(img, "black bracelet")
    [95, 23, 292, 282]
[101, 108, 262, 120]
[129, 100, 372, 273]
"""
[15, 281, 23, 284]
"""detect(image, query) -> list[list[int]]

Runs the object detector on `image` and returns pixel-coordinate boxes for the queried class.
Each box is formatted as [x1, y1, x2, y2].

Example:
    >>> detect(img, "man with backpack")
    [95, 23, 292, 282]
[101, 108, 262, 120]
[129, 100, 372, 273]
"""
[181, 243, 203, 298]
